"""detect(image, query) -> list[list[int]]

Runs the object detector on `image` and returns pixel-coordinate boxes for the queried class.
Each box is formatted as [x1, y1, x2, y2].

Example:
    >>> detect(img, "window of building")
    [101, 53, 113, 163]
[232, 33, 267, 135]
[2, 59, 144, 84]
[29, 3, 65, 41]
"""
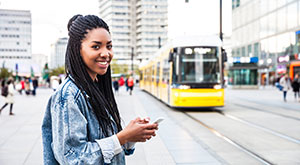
[242, 47, 246, 57]
[287, 2, 297, 29]
[254, 42, 259, 57]
[232, 0, 235, 9]
[268, 12, 277, 35]
[260, 16, 268, 38]
[236, 0, 240, 7]
[277, 7, 287, 32]
[260, 0, 269, 15]
[230, 69, 257, 85]
[237, 48, 240, 56]
[276, 32, 290, 56]
[277, 0, 286, 8]
[247, 44, 252, 57]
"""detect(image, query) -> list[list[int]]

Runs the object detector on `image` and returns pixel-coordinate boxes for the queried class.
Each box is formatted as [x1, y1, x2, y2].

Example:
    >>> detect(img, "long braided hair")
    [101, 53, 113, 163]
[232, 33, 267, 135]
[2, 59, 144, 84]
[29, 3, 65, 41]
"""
[65, 14, 122, 137]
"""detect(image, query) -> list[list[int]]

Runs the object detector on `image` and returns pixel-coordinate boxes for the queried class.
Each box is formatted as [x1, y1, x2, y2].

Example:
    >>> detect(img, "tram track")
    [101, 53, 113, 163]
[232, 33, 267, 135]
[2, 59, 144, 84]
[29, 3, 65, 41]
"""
[139, 89, 300, 164]
[229, 95, 300, 113]
[183, 112, 274, 165]
[229, 102, 300, 122]
[213, 110, 300, 144]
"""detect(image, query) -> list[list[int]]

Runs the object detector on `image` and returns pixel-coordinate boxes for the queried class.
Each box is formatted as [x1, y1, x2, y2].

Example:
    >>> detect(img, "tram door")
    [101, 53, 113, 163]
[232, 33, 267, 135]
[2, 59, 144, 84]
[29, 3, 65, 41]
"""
[156, 62, 160, 98]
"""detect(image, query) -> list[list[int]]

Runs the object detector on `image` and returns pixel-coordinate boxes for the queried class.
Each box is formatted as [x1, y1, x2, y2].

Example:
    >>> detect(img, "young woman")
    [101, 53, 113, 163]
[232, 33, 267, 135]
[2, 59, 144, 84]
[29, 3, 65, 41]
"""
[42, 14, 158, 164]
[0, 79, 14, 115]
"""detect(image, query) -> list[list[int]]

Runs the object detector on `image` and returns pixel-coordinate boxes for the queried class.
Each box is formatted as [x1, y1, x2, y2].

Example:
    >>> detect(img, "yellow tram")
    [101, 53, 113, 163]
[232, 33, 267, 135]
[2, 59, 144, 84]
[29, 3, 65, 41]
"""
[139, 35, 225, 108]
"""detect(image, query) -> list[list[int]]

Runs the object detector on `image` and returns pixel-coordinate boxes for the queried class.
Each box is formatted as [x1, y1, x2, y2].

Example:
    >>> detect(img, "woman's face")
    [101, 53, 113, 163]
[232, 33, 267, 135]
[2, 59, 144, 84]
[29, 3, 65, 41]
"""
[80, 28, 113, 80]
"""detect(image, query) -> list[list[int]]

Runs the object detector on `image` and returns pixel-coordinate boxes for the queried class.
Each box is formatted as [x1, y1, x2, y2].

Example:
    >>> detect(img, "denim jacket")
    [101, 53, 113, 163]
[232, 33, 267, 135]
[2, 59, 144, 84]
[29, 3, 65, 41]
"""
[42, 77, 134, 165]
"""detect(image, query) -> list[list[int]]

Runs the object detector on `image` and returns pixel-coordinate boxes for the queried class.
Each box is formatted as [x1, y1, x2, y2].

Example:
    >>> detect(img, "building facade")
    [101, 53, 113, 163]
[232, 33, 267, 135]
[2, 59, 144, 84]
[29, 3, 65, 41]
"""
[49, 37, 68, 69]
[99, 0, 168, 63]
[32, 53, 48, 71]
[230, 0, 300, 87]
[0, 9, 32, 72]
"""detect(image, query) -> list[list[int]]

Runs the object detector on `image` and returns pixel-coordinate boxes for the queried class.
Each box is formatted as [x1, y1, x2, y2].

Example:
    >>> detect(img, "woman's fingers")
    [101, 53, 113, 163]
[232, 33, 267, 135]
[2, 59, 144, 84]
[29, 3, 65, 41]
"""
[141, 129, 155, 137]
[143, 123, 158, 130]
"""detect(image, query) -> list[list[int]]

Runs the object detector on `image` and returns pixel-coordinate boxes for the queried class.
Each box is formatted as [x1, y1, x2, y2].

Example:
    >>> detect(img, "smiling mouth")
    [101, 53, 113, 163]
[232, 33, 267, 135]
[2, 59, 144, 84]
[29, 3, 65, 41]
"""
[98, 61, 108, 65]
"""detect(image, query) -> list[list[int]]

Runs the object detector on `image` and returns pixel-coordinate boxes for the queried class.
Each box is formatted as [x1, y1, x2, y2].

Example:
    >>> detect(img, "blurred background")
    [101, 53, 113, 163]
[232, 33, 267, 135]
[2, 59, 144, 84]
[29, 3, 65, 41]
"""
[0, 0, 300, 164]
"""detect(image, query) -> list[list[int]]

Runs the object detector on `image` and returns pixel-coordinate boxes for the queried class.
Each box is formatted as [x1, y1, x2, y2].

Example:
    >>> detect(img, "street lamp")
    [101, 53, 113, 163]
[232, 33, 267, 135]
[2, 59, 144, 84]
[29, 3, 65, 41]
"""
[158, 25, 167, 49]
[131, 47, 134, 76]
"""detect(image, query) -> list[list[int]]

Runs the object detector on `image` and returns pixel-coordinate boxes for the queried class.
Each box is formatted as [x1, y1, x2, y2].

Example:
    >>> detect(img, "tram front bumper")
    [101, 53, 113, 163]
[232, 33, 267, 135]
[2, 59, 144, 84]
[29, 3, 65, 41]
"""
[171, 90, 224, 107]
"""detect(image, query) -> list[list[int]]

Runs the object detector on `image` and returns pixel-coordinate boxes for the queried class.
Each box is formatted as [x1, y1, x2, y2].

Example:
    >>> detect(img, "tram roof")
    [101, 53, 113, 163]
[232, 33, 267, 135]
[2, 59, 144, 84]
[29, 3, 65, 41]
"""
[171, 35, 222, 48]
[139, 35, 222, 68]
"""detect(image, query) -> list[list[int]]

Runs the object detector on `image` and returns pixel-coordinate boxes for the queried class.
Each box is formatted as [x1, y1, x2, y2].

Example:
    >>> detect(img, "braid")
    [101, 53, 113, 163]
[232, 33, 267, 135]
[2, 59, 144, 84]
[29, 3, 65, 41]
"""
[65, 15, 121, 137]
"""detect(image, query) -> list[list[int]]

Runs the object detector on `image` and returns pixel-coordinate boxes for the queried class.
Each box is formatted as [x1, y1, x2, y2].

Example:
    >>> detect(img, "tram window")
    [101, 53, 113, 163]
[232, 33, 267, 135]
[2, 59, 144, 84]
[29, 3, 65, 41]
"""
[152, 65, 155, 82]
[139, 71, 143, 80]
[162, 59, 169, 84]
[156, 62, 160, 84]
[180, 47, 220, 83]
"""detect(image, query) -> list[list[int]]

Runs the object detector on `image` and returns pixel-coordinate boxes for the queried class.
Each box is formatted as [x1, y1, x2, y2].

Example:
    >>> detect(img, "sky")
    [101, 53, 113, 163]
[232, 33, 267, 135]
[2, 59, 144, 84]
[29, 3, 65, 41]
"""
[0, 0, 232, 56]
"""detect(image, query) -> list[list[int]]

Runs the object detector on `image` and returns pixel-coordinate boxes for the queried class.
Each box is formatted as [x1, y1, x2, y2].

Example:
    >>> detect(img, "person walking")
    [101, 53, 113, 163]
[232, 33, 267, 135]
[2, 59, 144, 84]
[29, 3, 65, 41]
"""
[291, 74, 300, 101]
[32, 77, 39, 96]
[113, 78, 119, 95]
[42, 14, 158, 165]
[127, 76, 134, 95]
[0, 79, 15, 115]
[280, 73, 292, 102]
[24, 78, 31, 95]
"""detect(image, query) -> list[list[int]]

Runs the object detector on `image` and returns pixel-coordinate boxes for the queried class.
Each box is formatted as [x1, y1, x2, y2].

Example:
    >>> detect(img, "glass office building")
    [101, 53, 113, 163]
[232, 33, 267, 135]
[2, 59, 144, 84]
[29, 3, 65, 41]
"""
[230, 0, 300, 87]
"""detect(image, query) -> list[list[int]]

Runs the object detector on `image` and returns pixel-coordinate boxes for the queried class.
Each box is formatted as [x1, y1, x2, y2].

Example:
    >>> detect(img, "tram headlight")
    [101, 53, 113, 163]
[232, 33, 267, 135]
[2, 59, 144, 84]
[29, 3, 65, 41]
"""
[174, 92, 179, 97]
[213, 84, 222, 89]
[178, 85, 190, 89]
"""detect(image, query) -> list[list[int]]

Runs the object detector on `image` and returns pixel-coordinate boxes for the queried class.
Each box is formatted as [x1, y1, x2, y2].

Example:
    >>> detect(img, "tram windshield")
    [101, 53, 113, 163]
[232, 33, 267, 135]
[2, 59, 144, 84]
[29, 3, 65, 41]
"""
[180, 47, 220, 83]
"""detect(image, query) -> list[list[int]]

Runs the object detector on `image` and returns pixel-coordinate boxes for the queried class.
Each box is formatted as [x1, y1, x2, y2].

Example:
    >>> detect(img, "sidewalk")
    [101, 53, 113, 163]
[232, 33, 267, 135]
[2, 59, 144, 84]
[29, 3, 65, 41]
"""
[116, 87, 222, 165]
[0, 87, 222, 164]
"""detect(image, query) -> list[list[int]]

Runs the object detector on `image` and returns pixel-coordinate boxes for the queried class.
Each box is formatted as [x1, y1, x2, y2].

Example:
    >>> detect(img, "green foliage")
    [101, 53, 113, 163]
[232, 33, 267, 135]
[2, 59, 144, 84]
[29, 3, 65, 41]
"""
[49, 66, 65, 77]
[110, 60, 139, 75]
[0, 68, 12, 79]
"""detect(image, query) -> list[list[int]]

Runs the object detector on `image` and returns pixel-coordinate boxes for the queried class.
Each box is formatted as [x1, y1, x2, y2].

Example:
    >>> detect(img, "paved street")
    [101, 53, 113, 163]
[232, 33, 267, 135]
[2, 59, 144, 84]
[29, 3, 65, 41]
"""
[0, 86, 299, 164]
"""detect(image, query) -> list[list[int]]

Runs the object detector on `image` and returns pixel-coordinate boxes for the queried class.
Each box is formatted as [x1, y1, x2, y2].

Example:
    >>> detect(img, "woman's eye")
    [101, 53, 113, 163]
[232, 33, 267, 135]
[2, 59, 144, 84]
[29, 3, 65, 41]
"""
[92, 45, 100, 49]
[107, 45, 113, 49]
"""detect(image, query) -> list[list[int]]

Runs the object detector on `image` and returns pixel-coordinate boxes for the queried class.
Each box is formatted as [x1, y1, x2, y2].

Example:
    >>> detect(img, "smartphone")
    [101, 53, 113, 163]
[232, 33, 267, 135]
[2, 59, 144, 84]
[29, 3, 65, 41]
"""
[152, 117, 164, 124]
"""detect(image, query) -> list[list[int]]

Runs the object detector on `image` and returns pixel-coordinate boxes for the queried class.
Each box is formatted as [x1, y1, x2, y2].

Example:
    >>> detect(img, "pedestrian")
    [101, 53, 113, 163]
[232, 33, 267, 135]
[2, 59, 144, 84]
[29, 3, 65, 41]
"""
[0, 79, 15, 115]
[32, 77, 39, 96]
[291, 74, 300, 101]
[24, 78, 31, 95]
[42, 14, 158, 165]
[113, 78, 119, 95]
[118, 76, 124, 87]
[279, 73, 292, 102]
[128, 76, 134, 95]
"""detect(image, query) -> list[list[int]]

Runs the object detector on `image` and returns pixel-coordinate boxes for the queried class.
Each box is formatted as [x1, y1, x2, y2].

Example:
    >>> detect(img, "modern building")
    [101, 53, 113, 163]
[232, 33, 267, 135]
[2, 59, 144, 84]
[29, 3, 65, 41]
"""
[229, 0, 300, 87]
[98, 0, 168, 63]
[32, 53, 48, 71]
[0, 9, 32, 72]
[49, 37, 68, 69]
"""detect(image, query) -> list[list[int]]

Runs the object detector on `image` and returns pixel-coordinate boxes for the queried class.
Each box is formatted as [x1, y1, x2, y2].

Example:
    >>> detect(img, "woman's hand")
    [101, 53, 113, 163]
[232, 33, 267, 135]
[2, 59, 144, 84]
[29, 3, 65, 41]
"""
[117, 117, 158, 145]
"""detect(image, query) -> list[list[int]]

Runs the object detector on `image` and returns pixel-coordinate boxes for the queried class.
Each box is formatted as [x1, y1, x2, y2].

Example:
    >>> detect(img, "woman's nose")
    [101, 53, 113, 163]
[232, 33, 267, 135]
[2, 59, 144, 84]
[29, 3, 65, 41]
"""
[100, 51, 111, 60]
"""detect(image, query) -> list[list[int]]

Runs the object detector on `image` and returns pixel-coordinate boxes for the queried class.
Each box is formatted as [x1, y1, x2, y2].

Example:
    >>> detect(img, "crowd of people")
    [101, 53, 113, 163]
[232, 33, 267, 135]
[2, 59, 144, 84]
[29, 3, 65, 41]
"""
[276, 73, 300, 102]
[0, 77, 41, 115]
[112, 75, 135, 95]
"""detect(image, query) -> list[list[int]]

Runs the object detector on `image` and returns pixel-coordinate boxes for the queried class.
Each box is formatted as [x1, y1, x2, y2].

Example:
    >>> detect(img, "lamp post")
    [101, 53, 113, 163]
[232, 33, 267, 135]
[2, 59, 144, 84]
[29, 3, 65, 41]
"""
[158, 36, 161, 49]
[219, 0, 225, 86]
[158, 25, 167, 49]
[131, 47, 134, 76]
[219, 0, 223, 42]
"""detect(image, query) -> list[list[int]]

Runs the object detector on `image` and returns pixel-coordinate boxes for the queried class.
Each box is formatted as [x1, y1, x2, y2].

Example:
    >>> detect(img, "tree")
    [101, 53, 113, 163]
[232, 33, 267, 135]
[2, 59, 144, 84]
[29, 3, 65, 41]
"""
[110, 59, 139, 75]
[0, 68, 12, 80]
[49, 66, 65, 77]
